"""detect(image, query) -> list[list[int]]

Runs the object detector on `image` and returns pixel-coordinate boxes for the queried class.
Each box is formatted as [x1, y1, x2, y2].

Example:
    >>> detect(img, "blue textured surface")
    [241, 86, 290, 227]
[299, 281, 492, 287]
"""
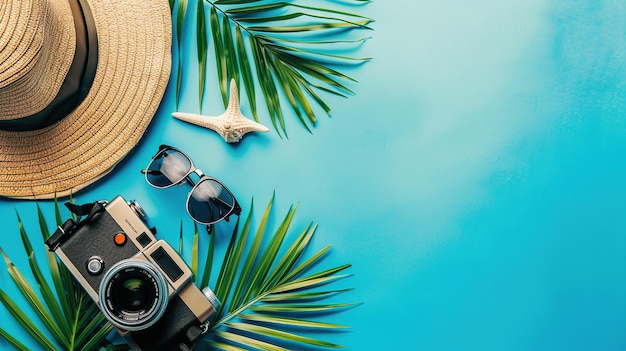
[1, 1, 626, 350]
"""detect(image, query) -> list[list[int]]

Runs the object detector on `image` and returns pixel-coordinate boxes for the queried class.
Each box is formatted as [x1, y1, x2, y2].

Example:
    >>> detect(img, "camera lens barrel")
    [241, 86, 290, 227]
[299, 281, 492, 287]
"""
[99, 259, 169, 331]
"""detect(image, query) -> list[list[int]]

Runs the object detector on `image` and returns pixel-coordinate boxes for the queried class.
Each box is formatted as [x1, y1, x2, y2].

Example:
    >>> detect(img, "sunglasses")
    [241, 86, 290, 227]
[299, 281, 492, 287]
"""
[142, 144, 241, 226]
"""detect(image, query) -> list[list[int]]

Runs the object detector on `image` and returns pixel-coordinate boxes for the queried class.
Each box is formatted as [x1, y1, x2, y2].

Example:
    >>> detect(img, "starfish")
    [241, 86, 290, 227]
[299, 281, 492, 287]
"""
[172, 79, 269, 143]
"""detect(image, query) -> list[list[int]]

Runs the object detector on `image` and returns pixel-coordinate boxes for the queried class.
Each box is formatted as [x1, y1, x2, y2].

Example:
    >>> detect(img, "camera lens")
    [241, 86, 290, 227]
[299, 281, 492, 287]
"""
[114, 275, 154, 311]
[99, 259, 168, 331]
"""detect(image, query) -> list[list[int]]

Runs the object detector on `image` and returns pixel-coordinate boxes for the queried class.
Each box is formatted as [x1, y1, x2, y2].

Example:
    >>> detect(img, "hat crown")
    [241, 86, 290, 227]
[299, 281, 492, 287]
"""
[0, 0, 76, 120]
[0, 0, 172, 199]
[0, 0, 45, 88]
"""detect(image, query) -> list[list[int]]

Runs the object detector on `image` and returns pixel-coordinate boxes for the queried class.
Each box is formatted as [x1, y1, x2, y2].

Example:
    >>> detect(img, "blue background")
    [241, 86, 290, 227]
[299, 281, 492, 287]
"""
[1, 1, 626, 350]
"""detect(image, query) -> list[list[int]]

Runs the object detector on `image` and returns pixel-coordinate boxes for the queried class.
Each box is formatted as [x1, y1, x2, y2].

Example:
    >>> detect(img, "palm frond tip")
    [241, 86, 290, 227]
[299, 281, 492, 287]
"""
[178, 0, 373, 135]
[196, 196, 356, 350]
[0, 200, 120, 351]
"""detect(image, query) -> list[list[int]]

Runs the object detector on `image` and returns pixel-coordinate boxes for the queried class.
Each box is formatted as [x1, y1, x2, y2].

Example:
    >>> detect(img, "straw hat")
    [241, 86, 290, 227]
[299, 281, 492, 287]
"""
[0, 0, 171, 199]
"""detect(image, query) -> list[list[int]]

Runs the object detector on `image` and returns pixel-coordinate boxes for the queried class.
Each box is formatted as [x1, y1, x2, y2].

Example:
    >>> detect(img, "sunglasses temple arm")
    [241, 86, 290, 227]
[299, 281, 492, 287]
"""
[141, 169, 160, 175]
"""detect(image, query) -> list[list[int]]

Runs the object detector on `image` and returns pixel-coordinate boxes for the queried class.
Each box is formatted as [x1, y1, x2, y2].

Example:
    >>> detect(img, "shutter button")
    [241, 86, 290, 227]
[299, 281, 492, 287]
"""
[114, 232, 127, 246]
[86, 256, 104, 275]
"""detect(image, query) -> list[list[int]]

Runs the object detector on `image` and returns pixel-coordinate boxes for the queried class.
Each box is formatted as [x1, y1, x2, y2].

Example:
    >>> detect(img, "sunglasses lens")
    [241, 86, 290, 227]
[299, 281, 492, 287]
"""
[146, 149, 192, 187]
[187, 179, 236, 224]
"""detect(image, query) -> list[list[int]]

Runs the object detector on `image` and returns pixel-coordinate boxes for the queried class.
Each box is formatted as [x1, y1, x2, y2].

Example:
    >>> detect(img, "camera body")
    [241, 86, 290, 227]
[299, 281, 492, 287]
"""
[46, 196, 219, 351]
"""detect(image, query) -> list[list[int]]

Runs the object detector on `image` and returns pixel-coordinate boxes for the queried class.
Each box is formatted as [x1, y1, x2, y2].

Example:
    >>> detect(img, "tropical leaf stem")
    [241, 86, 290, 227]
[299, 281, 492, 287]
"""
[190, 0, 372, 135]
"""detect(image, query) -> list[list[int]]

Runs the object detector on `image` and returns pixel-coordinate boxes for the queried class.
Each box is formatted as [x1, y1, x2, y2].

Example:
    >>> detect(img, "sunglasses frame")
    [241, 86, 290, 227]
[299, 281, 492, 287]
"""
[144, 144, 241, 226]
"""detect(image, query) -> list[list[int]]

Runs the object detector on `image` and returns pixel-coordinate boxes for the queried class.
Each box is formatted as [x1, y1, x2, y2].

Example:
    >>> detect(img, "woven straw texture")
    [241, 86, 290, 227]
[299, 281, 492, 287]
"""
[0, 0, 172, 199]
[0, 0, 75, 118]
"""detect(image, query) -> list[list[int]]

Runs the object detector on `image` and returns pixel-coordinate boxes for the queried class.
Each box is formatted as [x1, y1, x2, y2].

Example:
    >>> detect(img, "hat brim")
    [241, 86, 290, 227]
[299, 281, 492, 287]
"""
[0, 0, 172, 199]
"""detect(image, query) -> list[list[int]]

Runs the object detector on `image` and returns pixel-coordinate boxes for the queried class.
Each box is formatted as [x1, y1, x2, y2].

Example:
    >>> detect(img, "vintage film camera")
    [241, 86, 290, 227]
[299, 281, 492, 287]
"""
[45, 196, 219, 351]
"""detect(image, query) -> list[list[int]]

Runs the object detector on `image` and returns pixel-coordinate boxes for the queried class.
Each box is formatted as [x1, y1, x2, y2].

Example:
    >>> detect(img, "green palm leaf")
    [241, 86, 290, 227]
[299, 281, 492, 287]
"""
[175, 0, 189, 109]
[0, 327, 31, 351]
[197, 0, 209, 112]
[176, 0, 372, 136]
[1, 195, 355, 350]
[196, 195, 355, 350]
[0, 201, 123, 351]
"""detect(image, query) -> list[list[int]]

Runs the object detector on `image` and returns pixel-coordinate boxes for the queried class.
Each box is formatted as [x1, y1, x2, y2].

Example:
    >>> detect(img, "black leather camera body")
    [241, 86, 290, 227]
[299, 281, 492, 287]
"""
[45, 195, 219, 351]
